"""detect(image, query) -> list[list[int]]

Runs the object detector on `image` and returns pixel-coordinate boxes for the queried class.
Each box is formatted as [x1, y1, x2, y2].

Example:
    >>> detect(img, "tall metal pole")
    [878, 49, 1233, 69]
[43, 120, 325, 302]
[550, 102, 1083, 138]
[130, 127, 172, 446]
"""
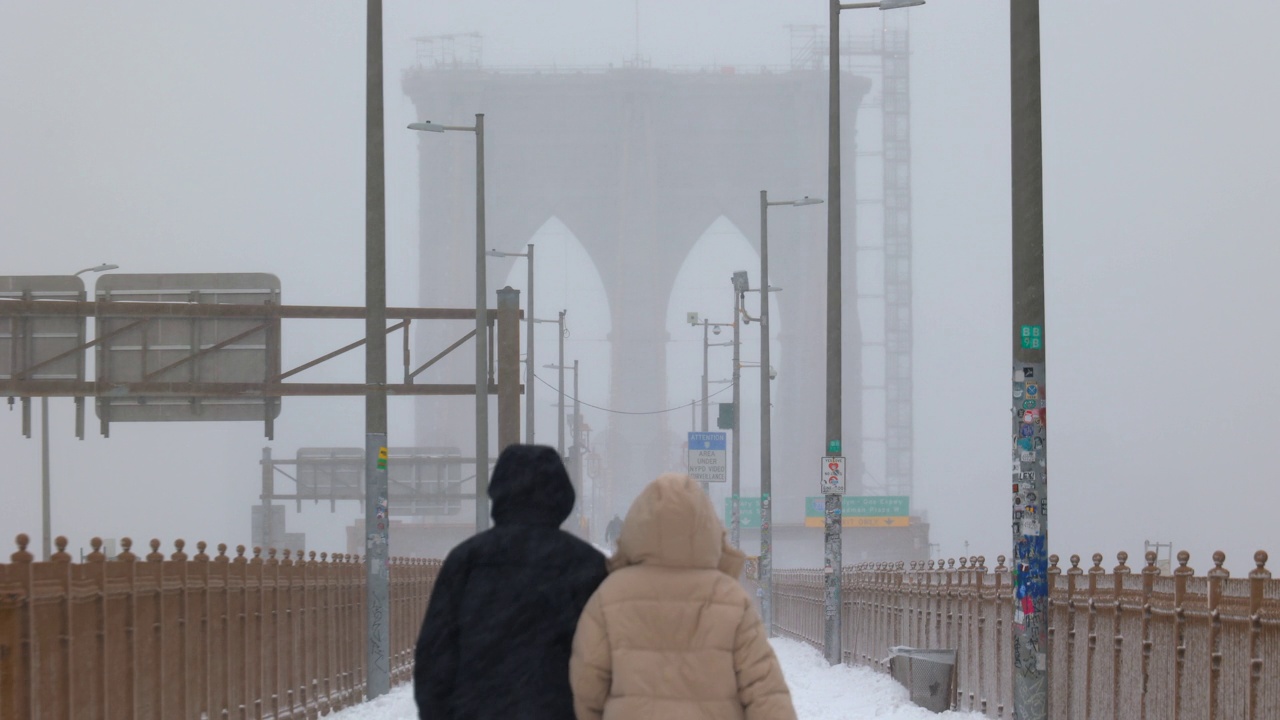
[525, 243, 535, 444]
[572, 359, 582, 526]
[362, 0, 391, 699]
[730, 289, 741, 549]
[474, 112, 489, 532]
[40, 396, 50, 561]
[823, 0, 845, 666]
[701, 321, 710, 431]
[260, 447, 274, 549]
[557, 309, 566, 459]
[759, 190, 774, 634]
[1011, 0, 1048, 716]
[701, 319, 710, 494]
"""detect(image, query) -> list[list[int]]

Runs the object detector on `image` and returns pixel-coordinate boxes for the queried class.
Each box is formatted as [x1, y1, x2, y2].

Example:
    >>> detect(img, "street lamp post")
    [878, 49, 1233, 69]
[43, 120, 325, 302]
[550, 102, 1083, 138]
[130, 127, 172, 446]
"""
[555, 311, 567, 457]
[487, 245, 536, 444]
[703, 321, 711, 431]
[37, 264, 120, 561]
[573, 359, 581, 506]
[730, 271, 750, 549]
[409, 114, 489, 531]
[759, 192, 822, 634]
[531, 313, 566, 455]
[826, 0, 923, 666]
[696, 320, 733, 434]
[546, 359, 583, 530]
[691, 318, 733, 494]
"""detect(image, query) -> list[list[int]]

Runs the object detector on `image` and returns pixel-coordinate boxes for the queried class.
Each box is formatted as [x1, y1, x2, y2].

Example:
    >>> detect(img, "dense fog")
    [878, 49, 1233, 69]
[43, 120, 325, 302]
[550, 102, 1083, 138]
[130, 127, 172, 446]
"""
[2, 1, 1277, 573]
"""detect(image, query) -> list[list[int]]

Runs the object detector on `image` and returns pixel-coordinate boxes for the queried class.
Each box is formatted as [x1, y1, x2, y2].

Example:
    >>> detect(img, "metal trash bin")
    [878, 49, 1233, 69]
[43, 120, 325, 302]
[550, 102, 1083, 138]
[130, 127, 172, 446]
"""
[887, 646, 957, 713]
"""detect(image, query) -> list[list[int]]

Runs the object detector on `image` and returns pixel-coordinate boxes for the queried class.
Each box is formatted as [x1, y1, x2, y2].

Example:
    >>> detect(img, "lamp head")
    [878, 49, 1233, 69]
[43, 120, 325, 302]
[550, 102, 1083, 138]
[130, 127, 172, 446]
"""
[74, 263, 120, 277]
[792, 197, 824, 207]
[407, 121, 446, 132]
[712, 325, 722, 336]
[880, 0, 924, 8]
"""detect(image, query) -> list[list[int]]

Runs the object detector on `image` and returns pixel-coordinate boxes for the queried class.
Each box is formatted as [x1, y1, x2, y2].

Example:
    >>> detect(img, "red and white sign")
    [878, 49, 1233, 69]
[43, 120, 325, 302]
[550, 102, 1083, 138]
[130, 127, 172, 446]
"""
[821, 456, 846, 495]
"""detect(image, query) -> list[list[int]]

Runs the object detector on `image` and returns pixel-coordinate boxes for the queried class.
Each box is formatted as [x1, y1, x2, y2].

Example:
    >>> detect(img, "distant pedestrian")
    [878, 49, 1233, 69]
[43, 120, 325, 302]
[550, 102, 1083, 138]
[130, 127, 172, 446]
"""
[603, 514, 623, 548]
[414, 444, 607, 720]
[570, 472, 796, 720]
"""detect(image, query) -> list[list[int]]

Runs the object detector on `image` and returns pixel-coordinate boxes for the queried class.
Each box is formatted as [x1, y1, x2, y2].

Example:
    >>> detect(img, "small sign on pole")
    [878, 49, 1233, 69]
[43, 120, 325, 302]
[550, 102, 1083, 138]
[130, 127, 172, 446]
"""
[688, 432, 727, 482]
[821, 456, 846, 494]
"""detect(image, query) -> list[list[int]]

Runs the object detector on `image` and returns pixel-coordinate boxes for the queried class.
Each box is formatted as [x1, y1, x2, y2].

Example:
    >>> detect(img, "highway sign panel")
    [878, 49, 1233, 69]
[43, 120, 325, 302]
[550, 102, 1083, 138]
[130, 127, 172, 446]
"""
[294, 446, 463, 516]
[724, 496, 761, 529]
[805, 496, 910, 528]
[0, 276, 87, 384]
[687, 431, 727, 482]
[95, 273, 282, 423]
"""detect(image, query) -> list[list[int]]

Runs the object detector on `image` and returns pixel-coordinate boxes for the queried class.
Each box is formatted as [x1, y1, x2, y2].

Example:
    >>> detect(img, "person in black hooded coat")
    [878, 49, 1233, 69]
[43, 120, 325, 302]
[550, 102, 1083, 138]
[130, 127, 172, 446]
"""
[414, 444, 607, 720]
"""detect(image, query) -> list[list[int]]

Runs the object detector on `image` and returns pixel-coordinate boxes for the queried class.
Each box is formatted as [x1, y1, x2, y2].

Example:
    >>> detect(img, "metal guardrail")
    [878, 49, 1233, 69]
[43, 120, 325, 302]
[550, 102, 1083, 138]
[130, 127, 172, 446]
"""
[773, 550, 1279, 719]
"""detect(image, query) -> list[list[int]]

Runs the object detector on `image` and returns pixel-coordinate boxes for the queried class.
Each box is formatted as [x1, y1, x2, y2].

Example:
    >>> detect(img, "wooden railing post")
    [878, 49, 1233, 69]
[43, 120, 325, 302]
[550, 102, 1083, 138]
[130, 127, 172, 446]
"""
[1207, 550, 1228, 720]
[994, 554, 1009, 718]
[1064, 554, 1083, 720]
[1110, 551, 1130, 720]
[2, 535, 35, 720]
[1138, 550, 1160, 720]
[1172, 550, 1194, 720]
[1247, 551, 1270, 720]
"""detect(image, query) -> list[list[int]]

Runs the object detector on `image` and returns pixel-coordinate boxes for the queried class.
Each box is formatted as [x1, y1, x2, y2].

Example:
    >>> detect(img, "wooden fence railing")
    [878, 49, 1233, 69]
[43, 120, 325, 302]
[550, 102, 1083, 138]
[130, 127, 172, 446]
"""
[0, 533, 440, 720]
[773, 549, 1279, 720]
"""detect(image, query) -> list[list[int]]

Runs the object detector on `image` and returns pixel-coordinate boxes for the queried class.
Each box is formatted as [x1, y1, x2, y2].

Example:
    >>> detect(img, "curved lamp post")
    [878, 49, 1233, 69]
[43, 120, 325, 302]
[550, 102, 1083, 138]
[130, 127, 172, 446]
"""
[826, 0, 923, 666]
[758, 193, 822, 634]
[409, 115, 490, 531]
[41, 263, 118, 560]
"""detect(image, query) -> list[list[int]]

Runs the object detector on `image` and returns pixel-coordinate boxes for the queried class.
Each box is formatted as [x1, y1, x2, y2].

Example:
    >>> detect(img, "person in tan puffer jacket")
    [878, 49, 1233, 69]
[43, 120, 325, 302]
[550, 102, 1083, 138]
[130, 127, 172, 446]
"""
[569, 472, 797, 720]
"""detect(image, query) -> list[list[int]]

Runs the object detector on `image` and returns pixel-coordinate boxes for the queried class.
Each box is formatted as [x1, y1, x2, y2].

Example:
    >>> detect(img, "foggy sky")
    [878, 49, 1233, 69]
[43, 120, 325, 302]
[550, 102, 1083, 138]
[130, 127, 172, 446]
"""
[1, 1, 1277, 573]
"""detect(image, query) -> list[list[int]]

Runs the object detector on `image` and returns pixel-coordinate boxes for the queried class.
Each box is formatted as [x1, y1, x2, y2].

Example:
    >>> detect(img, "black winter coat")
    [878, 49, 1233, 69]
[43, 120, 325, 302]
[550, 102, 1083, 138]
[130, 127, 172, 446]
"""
[414, 444, 607, 720]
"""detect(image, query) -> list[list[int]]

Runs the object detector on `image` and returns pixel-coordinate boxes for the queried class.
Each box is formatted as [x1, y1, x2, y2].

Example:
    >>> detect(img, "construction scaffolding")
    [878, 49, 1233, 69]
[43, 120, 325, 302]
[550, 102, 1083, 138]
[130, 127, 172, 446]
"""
[791, 17, 915, 500]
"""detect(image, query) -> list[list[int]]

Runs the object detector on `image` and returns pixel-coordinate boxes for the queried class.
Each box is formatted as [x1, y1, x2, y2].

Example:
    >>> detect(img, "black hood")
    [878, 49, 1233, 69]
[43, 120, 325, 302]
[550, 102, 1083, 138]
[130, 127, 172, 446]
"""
[488, 444, 575, 526]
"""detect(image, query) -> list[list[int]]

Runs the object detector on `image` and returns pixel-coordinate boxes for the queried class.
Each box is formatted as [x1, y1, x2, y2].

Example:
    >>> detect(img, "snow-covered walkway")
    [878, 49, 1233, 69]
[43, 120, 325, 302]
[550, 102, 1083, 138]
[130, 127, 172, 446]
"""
[330, 638, 985, 719]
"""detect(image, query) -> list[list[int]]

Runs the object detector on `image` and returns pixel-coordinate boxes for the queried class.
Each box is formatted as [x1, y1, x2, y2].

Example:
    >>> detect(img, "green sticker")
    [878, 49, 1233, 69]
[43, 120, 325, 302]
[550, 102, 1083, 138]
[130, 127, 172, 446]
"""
[828, 440, 841, 454]
[1020, 325, 1043, 349]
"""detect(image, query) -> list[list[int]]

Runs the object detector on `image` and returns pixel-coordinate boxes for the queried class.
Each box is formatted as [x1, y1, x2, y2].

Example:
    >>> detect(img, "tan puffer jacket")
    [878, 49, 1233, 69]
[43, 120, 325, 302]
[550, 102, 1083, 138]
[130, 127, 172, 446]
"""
[570, 473, 796, 720]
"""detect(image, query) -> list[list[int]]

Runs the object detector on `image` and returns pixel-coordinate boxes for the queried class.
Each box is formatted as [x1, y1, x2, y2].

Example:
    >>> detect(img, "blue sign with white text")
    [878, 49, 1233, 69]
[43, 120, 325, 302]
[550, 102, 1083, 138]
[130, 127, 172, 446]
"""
[688, 432, 726, 451]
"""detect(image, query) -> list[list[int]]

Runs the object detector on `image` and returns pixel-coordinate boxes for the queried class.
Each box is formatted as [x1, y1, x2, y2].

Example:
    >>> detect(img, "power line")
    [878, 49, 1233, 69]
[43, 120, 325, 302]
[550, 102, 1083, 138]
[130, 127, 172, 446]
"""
[530, 372, 732, 416]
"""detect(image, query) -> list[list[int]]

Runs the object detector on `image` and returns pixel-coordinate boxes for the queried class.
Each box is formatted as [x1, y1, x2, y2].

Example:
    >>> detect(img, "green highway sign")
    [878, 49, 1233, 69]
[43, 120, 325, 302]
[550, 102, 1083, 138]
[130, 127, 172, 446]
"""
[724, 497, 762, 529]
[805, 495, 909, 517]
[804, 496, 910, 528]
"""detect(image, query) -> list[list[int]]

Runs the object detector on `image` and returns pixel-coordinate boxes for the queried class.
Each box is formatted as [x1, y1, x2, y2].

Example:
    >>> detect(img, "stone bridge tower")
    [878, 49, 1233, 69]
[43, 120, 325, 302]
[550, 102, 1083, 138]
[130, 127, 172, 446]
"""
[403, 61, 876, 526]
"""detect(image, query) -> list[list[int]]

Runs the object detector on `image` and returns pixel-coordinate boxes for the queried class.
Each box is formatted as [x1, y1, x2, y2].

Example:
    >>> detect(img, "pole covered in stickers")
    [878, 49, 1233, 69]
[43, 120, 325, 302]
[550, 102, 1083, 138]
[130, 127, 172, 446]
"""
[1010, 0, 1047, 716]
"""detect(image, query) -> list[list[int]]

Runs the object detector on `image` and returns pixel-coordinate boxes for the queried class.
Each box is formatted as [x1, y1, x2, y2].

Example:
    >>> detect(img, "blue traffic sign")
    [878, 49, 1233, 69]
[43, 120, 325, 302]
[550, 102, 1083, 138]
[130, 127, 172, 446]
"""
[688, 432, 727, 451]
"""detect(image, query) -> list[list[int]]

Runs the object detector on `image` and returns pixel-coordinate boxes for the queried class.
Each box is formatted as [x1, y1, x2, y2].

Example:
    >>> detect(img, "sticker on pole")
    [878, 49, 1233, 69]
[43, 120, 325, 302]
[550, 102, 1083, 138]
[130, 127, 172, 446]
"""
[821, 456, 846, 495]
[687, 432, 727, 483]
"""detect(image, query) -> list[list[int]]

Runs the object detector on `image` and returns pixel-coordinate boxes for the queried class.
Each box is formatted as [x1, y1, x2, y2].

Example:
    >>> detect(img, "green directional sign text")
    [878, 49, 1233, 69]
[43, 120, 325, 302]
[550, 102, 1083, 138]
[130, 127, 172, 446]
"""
[724, 497, 762, 529]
